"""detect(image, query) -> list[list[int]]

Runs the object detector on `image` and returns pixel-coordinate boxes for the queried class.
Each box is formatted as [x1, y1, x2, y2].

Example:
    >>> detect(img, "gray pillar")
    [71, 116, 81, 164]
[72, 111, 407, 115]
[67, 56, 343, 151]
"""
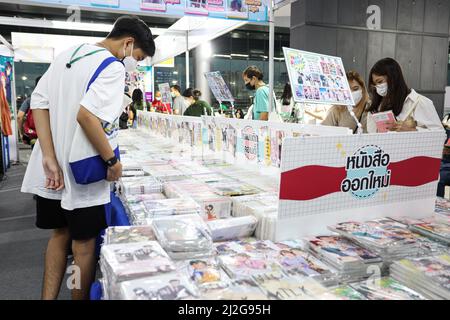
[195, 44, 211, 105]
[290, 0, 450, 117]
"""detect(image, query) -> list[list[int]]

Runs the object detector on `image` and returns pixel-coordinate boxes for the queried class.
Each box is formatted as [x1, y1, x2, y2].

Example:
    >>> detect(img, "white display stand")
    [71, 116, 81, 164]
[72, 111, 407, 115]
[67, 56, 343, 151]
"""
[276, 130, 446, 240]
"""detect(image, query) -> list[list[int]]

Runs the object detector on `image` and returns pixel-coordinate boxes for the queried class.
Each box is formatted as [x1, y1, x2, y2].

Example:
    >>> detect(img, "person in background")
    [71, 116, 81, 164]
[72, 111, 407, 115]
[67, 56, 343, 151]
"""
[242, 66, 274, 121]
[235, 109, 244, 119]
[131, 88, 144, 111]
[18, 76, 42, 143]
[279, 83, 298, 122]
[20, 15, 155, 300]
[366, 57, 442, 133]
[322, 71, 369, 133]
[152, 91, 172, 114]
[119, 91, 136, 130]
[171, 84, 188, 115]
[183, 88, 213, 117]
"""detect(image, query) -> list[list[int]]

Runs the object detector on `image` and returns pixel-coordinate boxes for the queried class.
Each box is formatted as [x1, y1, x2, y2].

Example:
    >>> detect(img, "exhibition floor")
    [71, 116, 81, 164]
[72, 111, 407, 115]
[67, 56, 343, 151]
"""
[0, 146, 71, 300]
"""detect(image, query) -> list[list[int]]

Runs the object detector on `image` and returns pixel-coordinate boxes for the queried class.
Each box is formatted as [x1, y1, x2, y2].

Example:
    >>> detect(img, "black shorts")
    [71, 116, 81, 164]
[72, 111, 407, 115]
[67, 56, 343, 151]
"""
[36, 196, 107, 240]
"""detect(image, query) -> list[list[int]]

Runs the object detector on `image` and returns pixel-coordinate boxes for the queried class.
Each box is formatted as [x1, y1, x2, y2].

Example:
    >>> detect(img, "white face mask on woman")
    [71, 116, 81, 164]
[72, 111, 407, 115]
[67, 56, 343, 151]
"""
[352, 90, 363, 105]
[122, 42, 138, 72]
[376, 82, 388, 97]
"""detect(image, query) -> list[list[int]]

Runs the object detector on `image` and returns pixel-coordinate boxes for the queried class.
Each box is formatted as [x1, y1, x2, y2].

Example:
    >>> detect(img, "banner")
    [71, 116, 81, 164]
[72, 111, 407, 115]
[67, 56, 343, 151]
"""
[277, 131, 446, 240]
[21, 0, 268, 22]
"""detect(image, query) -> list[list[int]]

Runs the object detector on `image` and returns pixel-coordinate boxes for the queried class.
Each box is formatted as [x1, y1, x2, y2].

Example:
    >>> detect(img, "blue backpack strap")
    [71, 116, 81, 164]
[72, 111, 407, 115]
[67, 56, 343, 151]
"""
[86, 57, 124, 93]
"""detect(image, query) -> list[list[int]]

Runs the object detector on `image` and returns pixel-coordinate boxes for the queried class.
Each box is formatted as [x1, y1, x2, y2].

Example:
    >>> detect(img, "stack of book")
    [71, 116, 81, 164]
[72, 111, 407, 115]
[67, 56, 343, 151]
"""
[100, 241, 176, 299]
[390, 255, 450, 300]
[329, 219, 421, 263]
[308, 235, 383, 282]
[152, 214, 214, 260]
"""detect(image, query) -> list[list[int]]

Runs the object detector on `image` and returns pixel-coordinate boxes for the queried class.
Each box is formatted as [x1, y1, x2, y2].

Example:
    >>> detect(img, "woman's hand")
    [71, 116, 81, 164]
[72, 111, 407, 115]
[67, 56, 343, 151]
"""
[42, 156, 65, 191]
[387, 120, 417, 132]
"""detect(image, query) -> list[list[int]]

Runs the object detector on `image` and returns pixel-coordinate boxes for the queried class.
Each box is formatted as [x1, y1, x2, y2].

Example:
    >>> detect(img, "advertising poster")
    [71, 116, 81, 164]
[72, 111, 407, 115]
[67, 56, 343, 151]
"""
[204, 71, 235, 103]
[283, 47, 354, 106]
[140, 0, 167, 12]
[0, 56, 13, 107]
[227, 0, 248, 19]
[91, 0, 120, 8]
[186, 0, 209, 15]
[158, 83, 172, 105]
[207, 0, 225, 12]
[25, 0, 267, 22]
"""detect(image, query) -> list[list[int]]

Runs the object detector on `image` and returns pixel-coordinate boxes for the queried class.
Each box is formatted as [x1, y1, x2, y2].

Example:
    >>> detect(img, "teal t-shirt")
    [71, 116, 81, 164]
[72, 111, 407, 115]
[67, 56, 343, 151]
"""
[253, 85, 270, 120]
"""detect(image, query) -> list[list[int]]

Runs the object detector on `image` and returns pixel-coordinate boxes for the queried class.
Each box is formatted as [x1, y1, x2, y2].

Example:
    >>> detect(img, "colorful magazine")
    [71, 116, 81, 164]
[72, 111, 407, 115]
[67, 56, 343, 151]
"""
[101, 242, 175, 280]
[309, 236, 381, 264]
[252, 272, 330, 300]
[350, 277, 426, 300]
[120, 274, 199, 300]
[199, 278, 267, 300]
[219, 252, 281, 278]
[186, 258, 225, 288]
[327, 286, 367, 300]
[104, 226, 155, 244]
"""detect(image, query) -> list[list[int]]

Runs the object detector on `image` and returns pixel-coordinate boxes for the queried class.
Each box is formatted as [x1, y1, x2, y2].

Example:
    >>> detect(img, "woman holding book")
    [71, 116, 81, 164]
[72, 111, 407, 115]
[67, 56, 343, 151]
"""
[322, 71, 369, 133]
[366, 58, 442, 133]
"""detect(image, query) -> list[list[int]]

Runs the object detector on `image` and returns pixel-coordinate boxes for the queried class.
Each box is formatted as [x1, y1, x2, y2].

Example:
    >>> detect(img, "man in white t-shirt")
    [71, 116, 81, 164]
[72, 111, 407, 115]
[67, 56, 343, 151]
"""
[21, 16, 156, 300]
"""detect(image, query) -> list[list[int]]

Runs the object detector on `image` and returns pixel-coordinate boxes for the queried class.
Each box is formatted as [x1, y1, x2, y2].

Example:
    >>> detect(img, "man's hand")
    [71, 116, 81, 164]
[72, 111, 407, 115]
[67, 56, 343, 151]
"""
[42, 156, 65, 191]
[107, 161, 122, 182]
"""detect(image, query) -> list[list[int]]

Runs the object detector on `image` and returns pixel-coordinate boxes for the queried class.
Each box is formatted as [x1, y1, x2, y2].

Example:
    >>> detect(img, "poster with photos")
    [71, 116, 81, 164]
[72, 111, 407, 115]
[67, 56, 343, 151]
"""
[158, 83, 172, 105]
[283, 47, 354, 106]
[91, 0, 120, 8]
[227, 0, 248, 19]
[141, 0, 166, 11]
[186, 0, 209, 15]
[204, 71, 235, 102]
[207, 0, 225, 11]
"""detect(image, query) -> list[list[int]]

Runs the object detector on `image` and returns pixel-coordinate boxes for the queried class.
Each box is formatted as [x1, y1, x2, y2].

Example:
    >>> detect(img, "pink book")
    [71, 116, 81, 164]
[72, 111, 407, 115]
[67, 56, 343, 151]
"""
[372, 111, 396, 133]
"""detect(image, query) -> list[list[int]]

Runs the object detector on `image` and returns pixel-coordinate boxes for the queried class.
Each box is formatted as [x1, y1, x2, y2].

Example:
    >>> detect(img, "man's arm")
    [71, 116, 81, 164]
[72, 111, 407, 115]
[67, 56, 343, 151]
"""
[77, 106, 122, 181]
[17, 110, 25, 136]
[259, 112, 269, 121]
[33, 109, 64, 191]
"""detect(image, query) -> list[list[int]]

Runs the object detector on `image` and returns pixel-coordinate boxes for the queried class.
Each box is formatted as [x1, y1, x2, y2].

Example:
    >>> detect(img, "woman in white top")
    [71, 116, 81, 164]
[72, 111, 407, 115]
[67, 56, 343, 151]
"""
[366, 57, 443, 133]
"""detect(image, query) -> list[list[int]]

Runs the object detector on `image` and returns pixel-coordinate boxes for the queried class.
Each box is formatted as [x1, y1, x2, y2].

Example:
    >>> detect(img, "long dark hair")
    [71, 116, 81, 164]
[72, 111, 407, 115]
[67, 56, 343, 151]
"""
[368, 58, 411, 116]
[281, 83, 292, 106]
[132, 88, 143, 105]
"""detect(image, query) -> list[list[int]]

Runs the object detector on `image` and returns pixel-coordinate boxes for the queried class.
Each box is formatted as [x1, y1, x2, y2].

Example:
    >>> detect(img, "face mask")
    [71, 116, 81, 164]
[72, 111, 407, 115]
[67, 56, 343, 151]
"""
[245, 81, 256, 91]
[352, 90, 363, 105]
[122, 42, 138, 72]
[376, 82, 388, 97]
[155, 97, 161, 101]
[171, 92, 176, 98]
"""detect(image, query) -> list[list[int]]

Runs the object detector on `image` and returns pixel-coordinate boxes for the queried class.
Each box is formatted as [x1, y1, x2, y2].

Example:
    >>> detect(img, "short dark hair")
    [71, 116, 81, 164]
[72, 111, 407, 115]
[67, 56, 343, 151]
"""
[189, 260, 206, 266]
[171, 85, 181, 94]
[107, 16, 156, 57]
[35, 76, 42, 87]
[192, 89, 202, 101]
[243, 66, 264, 80]
[183, 88, 194, 98]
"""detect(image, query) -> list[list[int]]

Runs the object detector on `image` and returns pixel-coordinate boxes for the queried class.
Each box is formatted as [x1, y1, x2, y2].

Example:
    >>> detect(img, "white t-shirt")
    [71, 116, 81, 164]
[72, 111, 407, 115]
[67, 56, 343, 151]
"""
[367, 89, 444, 133]
[21, 44, 125, 210]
